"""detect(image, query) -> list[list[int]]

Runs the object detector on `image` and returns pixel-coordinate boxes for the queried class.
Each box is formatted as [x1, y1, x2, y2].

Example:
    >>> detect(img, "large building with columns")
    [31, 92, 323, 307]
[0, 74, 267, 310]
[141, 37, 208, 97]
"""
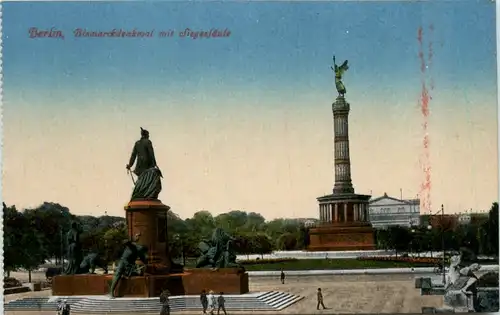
[307, 95, 376, 251]
[368, 193, 421, 228]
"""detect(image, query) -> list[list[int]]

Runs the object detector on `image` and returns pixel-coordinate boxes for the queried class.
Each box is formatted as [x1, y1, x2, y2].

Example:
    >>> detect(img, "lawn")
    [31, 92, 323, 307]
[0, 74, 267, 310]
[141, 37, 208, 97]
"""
[242, 258, 435, 271]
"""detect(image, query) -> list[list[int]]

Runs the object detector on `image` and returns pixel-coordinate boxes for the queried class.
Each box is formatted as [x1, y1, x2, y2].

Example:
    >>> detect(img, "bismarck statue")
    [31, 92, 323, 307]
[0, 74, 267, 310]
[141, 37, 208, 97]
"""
[330, 55, 349, 97]
[126, 127, 163, 200]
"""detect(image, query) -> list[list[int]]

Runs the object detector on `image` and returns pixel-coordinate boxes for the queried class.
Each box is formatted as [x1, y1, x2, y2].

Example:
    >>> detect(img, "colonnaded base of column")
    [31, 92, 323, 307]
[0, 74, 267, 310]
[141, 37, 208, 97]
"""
[307, 223, 376, 251]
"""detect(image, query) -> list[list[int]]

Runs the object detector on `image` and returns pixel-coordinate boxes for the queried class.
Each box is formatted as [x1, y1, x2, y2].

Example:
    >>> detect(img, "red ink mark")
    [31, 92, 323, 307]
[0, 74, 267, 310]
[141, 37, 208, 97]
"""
[417, 26, 433, 214]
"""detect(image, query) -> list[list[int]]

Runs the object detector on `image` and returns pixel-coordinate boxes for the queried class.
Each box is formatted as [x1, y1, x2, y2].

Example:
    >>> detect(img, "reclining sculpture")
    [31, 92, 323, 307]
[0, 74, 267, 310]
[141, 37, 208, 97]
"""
[79, 253, 109, 274]
[195, 228, 242, 269]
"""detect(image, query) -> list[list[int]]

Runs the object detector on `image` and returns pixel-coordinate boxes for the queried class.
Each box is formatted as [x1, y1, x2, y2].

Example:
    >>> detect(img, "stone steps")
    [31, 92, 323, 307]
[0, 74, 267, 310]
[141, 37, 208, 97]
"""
[5, 291, 304, 313]
[4, 297, 81, 311]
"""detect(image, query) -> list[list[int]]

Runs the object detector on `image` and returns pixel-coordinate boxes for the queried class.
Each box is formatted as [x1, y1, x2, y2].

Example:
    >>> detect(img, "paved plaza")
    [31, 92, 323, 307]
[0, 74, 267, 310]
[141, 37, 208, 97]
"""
[5, 272, 443, 314]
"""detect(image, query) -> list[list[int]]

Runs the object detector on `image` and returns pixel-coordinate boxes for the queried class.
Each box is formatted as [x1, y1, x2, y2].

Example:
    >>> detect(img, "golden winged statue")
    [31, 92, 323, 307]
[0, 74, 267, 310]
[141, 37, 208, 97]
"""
[330, 55, 349, 96]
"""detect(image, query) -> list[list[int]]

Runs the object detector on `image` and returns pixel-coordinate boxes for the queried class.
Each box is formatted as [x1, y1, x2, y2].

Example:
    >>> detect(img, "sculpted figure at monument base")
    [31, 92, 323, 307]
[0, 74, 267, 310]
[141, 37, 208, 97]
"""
[79, 253, 108, 274]
[109, 233, 148, 298]
[196, 228, 243, 269]
[63, 222, 83, 275]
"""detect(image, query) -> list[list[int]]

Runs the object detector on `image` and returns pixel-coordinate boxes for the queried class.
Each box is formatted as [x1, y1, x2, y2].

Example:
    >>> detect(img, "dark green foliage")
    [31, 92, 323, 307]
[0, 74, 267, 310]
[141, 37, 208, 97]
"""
[4, 204, 49, 274]
[485, 203, 499, 255]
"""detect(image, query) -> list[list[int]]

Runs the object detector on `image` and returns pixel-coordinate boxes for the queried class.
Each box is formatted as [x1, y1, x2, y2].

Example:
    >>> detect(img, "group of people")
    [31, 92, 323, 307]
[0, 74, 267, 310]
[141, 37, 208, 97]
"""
[159, 289, 227, 315]
[56, 300, 71, 315]
[200, 290, 227, 315]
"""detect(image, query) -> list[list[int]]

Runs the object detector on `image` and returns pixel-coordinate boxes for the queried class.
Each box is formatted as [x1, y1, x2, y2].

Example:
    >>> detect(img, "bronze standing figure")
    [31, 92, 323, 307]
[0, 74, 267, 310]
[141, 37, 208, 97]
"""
[126, 128, 163, 200]
[63, 222, 83, 275]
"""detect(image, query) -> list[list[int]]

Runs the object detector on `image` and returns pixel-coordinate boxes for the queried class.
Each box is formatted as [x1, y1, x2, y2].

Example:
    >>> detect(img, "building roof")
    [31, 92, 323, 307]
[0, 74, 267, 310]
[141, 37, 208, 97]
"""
[369, 192, 419, 205]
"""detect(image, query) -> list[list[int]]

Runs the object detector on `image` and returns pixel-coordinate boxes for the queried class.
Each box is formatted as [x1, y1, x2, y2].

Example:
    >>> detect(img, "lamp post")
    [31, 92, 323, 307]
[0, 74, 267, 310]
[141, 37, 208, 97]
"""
[440, 204, 446, 284]
[174, 234, 185, 266]
[409, 220, 415, 256]
[60, 229, 64, 268]
[427, 224, 433, 258]
[60, 209, 65, 270]
[427, 204, 446, 284]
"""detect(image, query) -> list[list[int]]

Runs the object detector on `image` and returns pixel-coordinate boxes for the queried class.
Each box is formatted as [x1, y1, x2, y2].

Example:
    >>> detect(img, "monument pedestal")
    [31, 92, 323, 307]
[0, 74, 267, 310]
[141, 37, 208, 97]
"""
[124, 199, 171, 272]
[52, 199, 250, 297]
[52, 268, 249, 297]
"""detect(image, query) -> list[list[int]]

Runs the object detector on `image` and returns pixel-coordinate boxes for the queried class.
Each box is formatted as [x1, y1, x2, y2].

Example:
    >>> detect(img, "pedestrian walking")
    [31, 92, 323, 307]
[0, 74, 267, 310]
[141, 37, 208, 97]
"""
[208, 290, 217, 315]
[316, 288, 326, 310]
[160, 289, 170, 315]
[200, 289, 208, 314]
[280, 269, 285, 284]
[61, 300, 71, 315]
[56, 300, 63, 315]
[217, 292, 227, 315]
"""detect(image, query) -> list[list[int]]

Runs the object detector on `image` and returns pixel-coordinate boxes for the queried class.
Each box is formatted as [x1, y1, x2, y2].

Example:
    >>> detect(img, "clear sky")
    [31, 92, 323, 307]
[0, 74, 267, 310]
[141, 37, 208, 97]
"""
[3, 1, 497, 220]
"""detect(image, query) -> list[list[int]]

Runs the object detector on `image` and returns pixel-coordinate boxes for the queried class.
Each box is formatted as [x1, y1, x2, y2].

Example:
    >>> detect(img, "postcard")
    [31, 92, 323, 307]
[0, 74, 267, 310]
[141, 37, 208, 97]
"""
[2, 1, 498, 314]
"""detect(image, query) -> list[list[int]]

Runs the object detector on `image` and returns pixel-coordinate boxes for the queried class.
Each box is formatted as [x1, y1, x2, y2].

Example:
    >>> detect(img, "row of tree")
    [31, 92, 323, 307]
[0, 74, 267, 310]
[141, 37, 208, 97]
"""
[3, 202, 310, 273]
[4, 201, 498, 274]
[374, 203, 498, 257]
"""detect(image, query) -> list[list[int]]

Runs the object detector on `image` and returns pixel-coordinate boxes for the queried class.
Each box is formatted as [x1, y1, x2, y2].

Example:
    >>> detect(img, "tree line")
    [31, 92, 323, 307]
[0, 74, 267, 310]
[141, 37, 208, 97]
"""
[4, 201, 498, 274]
[3, 202, 311, 273]
[374, 202, 498, 257]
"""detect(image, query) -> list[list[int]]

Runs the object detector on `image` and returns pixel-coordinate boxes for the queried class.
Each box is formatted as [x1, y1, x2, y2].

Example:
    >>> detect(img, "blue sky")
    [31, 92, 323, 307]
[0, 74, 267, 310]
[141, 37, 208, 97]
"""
[3, 1, 497, 105]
